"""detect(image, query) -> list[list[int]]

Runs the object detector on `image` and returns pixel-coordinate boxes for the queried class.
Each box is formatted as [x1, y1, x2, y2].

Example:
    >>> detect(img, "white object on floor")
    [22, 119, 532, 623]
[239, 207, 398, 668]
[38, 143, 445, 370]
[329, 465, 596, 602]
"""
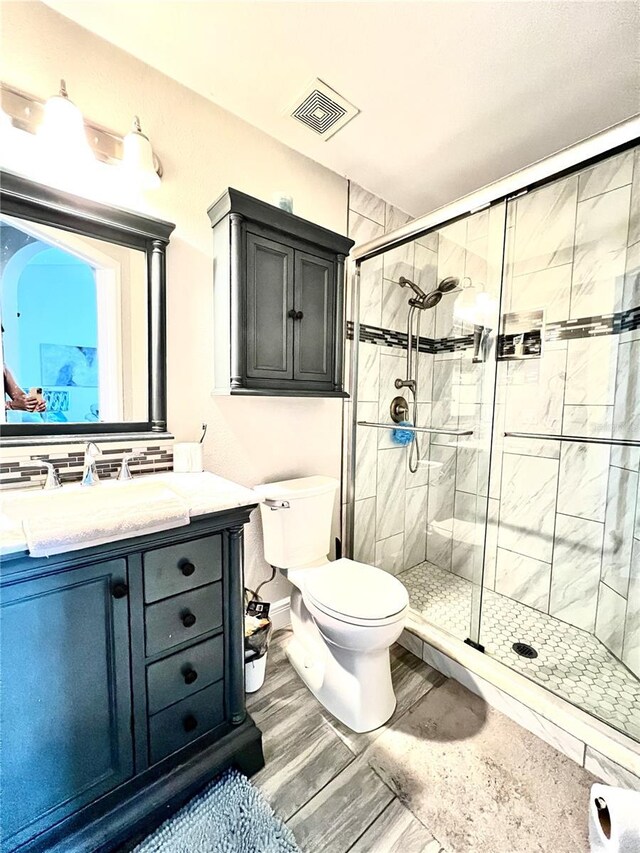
[254, 475, 408, 733]
[589, 783, 640, 852]
[245, 654, 268, 693]
[21, 482, 190, 557]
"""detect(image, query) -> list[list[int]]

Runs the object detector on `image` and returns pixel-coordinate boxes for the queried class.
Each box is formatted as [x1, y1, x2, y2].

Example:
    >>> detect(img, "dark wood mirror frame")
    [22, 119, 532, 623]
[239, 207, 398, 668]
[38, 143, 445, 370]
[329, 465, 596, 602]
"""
[0, 170, 175, 445]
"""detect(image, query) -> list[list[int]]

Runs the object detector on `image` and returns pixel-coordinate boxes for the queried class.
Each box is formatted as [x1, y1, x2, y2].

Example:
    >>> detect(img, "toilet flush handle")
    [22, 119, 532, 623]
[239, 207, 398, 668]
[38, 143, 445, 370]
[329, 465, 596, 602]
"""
[264, 499, 290, 511]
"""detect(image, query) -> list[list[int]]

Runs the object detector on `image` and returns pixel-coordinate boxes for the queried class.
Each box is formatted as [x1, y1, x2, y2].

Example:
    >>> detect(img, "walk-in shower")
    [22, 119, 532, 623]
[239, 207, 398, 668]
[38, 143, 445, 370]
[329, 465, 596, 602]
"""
[347, 125, 640, 756]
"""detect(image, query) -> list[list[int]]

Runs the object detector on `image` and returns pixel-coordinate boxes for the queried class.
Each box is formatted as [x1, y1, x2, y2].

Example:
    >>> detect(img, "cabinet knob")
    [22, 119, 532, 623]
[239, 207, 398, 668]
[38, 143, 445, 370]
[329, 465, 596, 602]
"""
[183, 714, 198, 733]
[180, 562, 196, 577]
[181, 611, 197, 629]
[183, 668, 198, 685]
[295, 310, 304, 320]
[111, 582, 128, 599]
[287, 309, 297, 319]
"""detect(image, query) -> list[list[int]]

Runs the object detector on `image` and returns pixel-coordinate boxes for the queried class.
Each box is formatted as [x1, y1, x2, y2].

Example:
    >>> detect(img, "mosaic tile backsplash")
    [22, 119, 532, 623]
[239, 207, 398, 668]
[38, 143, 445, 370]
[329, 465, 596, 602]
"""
[0, 441, 173, 489]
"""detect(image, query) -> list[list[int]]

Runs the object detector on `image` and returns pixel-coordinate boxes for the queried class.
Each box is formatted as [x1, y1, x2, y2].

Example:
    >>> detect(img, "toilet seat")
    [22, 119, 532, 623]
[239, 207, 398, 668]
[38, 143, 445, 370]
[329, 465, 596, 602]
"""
[305, 558, 409, 626]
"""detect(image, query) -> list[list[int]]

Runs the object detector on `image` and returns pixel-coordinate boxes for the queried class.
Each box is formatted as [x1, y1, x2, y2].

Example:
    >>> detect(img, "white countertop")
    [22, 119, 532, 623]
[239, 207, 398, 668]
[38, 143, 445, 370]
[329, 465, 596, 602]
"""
[0, 471, 258, 558]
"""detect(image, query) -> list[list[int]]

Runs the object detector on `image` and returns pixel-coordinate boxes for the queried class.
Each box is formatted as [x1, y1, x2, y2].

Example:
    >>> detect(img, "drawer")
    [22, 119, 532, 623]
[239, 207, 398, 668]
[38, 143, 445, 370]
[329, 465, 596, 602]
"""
[143, 535, 222, 603]
[145, 583, 222, 657]
[149, 682, 224, 764]
[147, 635, 224, 715]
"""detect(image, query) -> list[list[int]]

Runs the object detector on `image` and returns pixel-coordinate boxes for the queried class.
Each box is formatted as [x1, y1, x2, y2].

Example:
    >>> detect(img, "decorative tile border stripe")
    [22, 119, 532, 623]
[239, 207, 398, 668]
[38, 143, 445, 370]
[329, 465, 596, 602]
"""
[346, 321, 475, 354]
[0, 443, 173, 489]
[621, 305, 640, 332]
[347, 304, 640, 357]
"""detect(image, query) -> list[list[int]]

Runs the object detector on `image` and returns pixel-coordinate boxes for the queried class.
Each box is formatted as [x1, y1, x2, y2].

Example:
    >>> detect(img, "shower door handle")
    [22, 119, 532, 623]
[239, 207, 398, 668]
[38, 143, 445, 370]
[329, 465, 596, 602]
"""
[504, 432, 640, 447]
[357, 421, 473, 437]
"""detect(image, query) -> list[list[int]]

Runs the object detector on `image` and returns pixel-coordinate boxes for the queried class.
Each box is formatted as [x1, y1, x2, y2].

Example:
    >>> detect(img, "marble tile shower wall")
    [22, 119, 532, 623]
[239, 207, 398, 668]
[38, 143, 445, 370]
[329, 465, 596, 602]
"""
[346, 181, 502, 584]
[490, 147, 640, 675]
[348, 146, 640, 674]
[343, 182, 416, 569]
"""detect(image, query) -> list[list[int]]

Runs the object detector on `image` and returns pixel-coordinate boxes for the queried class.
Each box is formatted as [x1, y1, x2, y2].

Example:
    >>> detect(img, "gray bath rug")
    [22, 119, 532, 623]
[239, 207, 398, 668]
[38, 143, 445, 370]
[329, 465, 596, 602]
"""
[133, 769, 299, 852]
[366, 678, 596, 853]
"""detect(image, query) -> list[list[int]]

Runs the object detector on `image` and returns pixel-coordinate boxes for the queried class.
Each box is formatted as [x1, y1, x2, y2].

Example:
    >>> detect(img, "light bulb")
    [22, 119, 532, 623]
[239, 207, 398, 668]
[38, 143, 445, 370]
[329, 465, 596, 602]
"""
[37, 79, 95, 173]
[122, 116, 161, 189]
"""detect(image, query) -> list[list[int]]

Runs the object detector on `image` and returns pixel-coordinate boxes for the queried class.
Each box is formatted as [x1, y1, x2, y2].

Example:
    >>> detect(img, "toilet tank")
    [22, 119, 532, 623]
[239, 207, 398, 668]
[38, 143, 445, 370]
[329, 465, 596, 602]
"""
[254, 476, 339, 569]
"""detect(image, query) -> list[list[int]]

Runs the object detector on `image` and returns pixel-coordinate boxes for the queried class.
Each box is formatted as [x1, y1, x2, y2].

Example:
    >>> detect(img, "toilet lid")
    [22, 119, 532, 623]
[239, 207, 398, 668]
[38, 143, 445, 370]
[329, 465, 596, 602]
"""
[305, 558, 409, 621]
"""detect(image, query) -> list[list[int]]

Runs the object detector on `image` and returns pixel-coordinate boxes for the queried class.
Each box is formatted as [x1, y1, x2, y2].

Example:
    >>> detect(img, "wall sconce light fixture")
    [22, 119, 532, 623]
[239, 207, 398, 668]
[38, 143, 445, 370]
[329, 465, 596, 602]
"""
[0, 80, 163, 188]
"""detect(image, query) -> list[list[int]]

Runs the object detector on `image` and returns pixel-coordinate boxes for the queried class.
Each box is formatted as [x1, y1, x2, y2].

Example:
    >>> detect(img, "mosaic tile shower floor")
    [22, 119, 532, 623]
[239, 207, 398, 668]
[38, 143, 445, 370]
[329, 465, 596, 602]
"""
[399, 561, 640, 742]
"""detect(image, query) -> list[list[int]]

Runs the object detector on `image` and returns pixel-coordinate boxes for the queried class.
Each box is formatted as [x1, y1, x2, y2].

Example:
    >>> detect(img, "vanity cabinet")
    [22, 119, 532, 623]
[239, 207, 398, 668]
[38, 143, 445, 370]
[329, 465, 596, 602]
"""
[0, 507, 263, 853]
[208, 188, 354, 397]
[0, 560, 133, 848]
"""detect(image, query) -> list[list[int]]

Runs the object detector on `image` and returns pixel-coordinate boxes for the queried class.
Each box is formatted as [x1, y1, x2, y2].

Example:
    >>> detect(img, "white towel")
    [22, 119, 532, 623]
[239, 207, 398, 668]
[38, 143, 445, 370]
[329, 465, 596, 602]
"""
[589, 783, 640, 853]
[23, 483, 190, 558]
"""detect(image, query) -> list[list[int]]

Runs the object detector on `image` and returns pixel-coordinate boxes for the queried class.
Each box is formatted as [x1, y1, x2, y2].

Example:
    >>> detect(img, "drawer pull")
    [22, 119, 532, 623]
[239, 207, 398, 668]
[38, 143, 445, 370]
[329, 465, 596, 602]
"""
[183, 668, 198, 685]
[180, 562, 196, 577]
[183, 714, 198, 733]
[181, 611, 197, 629]
[111, 582, 128, 599]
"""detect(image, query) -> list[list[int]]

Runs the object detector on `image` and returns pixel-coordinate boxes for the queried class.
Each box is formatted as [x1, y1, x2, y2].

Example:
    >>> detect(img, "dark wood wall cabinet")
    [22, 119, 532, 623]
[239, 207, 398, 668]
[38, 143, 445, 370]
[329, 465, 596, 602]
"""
[208, 189, 354, 397]
[0, 508, 263, 853]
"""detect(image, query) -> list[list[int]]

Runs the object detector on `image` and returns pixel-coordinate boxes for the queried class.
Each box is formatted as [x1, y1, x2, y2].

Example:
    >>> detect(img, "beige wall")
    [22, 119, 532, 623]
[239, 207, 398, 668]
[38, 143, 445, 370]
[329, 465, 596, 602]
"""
[0, 1, 348, 596]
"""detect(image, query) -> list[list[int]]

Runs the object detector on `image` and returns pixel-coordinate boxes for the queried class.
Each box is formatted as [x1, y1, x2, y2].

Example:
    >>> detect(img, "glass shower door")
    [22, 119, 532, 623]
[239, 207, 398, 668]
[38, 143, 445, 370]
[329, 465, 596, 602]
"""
[351, 201, 507, 646]
[479, 145, 640, 742]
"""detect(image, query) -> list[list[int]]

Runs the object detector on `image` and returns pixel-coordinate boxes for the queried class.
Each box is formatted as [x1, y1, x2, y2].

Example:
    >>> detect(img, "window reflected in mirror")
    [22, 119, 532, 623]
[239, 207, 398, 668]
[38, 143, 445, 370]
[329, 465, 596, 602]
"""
[0, 215, 149, 425]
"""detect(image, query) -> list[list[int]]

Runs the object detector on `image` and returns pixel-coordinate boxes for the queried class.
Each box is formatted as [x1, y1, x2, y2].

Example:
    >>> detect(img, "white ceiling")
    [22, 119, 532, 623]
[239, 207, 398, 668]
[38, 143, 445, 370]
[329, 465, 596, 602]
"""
[44, 0, 639, 216]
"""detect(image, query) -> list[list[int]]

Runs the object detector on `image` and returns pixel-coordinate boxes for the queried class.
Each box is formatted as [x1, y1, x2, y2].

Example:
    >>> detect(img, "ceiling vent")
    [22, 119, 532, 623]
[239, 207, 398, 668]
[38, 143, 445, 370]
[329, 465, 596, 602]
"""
[289, 79, 359, 140]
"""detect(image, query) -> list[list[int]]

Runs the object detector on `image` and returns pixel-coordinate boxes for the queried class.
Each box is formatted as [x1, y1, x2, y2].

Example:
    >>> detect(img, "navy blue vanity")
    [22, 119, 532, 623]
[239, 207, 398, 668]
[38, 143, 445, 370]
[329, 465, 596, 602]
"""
[0, 505, 264, 853]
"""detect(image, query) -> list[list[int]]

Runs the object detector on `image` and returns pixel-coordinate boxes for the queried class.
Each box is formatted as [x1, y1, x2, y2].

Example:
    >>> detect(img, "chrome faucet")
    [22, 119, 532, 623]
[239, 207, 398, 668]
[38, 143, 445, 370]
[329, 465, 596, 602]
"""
[117, 451, 144, 481]
[81, 441, 102, 487]
[34, 459, 62, 490]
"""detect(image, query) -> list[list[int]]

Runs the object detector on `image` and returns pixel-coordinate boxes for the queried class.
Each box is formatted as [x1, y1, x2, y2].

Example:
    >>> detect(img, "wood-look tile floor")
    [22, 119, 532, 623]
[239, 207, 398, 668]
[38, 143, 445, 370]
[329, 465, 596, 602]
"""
[247, 631, 447, 853]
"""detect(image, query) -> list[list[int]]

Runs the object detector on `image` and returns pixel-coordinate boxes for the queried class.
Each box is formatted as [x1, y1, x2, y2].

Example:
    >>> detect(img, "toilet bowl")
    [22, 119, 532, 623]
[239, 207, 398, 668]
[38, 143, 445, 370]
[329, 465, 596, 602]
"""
[254, 476, 409, 732]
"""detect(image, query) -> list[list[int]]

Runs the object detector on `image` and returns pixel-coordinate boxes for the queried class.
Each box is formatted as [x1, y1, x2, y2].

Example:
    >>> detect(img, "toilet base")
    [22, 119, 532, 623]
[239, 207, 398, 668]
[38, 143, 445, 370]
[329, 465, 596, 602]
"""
[283, 626, 398, 733]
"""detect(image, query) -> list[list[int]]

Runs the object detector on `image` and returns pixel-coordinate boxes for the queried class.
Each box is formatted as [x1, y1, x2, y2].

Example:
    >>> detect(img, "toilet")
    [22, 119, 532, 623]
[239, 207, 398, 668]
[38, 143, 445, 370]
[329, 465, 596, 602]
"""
[254, 475, 409, 733]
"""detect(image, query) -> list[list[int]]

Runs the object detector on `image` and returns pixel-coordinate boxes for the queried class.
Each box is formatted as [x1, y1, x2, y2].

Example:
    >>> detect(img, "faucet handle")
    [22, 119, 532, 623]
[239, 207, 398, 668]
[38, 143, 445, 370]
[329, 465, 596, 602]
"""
[117, 451, 144, 481]
[34, 459, 62, 490]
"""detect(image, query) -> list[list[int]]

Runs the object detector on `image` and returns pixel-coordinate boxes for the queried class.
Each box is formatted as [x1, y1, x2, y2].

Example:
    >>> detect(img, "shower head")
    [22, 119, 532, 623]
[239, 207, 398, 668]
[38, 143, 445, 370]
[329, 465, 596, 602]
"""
[398, 276, 428, 299]
[399, 274, 460, 310]
[422, 291, 442, 309]
[438, 276, 459, 293]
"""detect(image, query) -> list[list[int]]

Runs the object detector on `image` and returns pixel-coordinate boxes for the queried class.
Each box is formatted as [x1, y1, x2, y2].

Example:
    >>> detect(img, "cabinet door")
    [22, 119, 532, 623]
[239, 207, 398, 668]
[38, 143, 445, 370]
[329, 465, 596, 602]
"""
[0, 559, 133, 850]
[293, 250, 335, 383]
[246, 233, 294, 380]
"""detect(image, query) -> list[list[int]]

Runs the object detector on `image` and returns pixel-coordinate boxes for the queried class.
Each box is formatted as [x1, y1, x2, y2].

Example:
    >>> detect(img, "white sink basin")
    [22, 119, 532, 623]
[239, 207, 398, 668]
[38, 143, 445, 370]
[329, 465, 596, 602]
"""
[0, 471, 257, 557]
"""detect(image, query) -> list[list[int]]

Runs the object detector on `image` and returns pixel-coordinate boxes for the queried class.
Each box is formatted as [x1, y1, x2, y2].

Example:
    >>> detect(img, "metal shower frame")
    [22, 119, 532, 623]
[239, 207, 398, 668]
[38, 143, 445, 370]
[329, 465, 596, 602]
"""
[344, 115, 640, 647]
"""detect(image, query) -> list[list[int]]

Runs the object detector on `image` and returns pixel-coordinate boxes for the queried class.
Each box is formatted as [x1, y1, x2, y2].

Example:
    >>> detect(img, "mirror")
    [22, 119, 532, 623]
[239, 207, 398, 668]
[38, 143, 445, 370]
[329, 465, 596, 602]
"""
[0, 170, 174, 441]
[1, 215, 148, 425]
